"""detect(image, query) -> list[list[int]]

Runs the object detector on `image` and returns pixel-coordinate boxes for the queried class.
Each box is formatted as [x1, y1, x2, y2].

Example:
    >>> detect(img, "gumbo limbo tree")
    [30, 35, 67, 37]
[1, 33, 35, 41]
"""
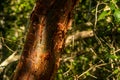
[13, 0, 79, 80]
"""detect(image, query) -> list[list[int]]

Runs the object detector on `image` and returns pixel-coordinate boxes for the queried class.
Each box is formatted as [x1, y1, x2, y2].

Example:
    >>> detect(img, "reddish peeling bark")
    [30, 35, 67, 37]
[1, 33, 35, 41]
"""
[13, 0, 79, 80]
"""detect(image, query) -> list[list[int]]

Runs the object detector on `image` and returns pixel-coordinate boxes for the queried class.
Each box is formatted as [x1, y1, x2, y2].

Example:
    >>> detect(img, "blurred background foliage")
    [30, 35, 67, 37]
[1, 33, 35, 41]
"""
[0, 0, 120, 80]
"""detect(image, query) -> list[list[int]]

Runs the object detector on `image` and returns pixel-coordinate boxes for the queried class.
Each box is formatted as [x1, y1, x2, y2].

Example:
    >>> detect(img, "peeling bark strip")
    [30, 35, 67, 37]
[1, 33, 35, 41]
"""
[13, 0, 79, 80]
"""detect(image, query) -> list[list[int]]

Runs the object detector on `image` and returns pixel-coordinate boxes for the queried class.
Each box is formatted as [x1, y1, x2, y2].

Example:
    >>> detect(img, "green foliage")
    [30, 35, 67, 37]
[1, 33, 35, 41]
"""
[98, 11, 107, 21]
[56, 0, 120, 80]
[114, 9, 120, 23]
[0, 0, 35, 79]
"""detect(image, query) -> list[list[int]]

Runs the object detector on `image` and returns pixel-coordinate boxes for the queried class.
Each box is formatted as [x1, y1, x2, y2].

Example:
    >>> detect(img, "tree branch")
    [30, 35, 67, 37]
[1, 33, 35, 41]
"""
[0, 51, 20, 73]
[65, 30, 94, 46]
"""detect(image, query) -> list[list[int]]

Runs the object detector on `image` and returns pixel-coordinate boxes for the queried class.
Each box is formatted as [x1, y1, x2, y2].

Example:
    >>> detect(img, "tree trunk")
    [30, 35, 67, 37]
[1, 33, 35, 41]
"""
[13, 0, 78, 80]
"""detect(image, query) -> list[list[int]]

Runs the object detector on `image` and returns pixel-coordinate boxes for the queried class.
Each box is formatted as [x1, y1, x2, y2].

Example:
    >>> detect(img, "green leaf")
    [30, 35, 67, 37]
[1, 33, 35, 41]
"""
[113, 69, 119, 74]
[109, 54, 118, 59]
[109, 2, 116, 10]
[117, 28, 120, 32]
[113, 9, 120, 23]
[98, 11, 108, 21]
[86, 72, 90, 76]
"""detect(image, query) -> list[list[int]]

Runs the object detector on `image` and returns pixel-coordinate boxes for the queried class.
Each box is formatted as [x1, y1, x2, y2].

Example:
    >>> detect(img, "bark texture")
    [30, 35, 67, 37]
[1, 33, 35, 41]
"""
[13, 0, 79, 80]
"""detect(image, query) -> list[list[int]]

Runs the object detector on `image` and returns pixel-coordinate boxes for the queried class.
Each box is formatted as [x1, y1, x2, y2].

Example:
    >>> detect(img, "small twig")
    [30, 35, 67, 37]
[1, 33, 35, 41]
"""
[106, 67, 120, 79]
[63, 56, 75, 75]
[63, 68, 72, 75]
[1, 37, 14, 52]
[63, 63, 73, 75]
[78, 65, 94, 78]
[93, 1, 103, 47]
[89, 74, 97, 79]
[4, 44, 14, 52]
[78, 63, 107, 78]
[112, 0, 119, 9]
[90, 48, 97, 56]
[114, 49, 120, 53]
[94, 1, 99, 29]
[62, 57, 74, 62]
